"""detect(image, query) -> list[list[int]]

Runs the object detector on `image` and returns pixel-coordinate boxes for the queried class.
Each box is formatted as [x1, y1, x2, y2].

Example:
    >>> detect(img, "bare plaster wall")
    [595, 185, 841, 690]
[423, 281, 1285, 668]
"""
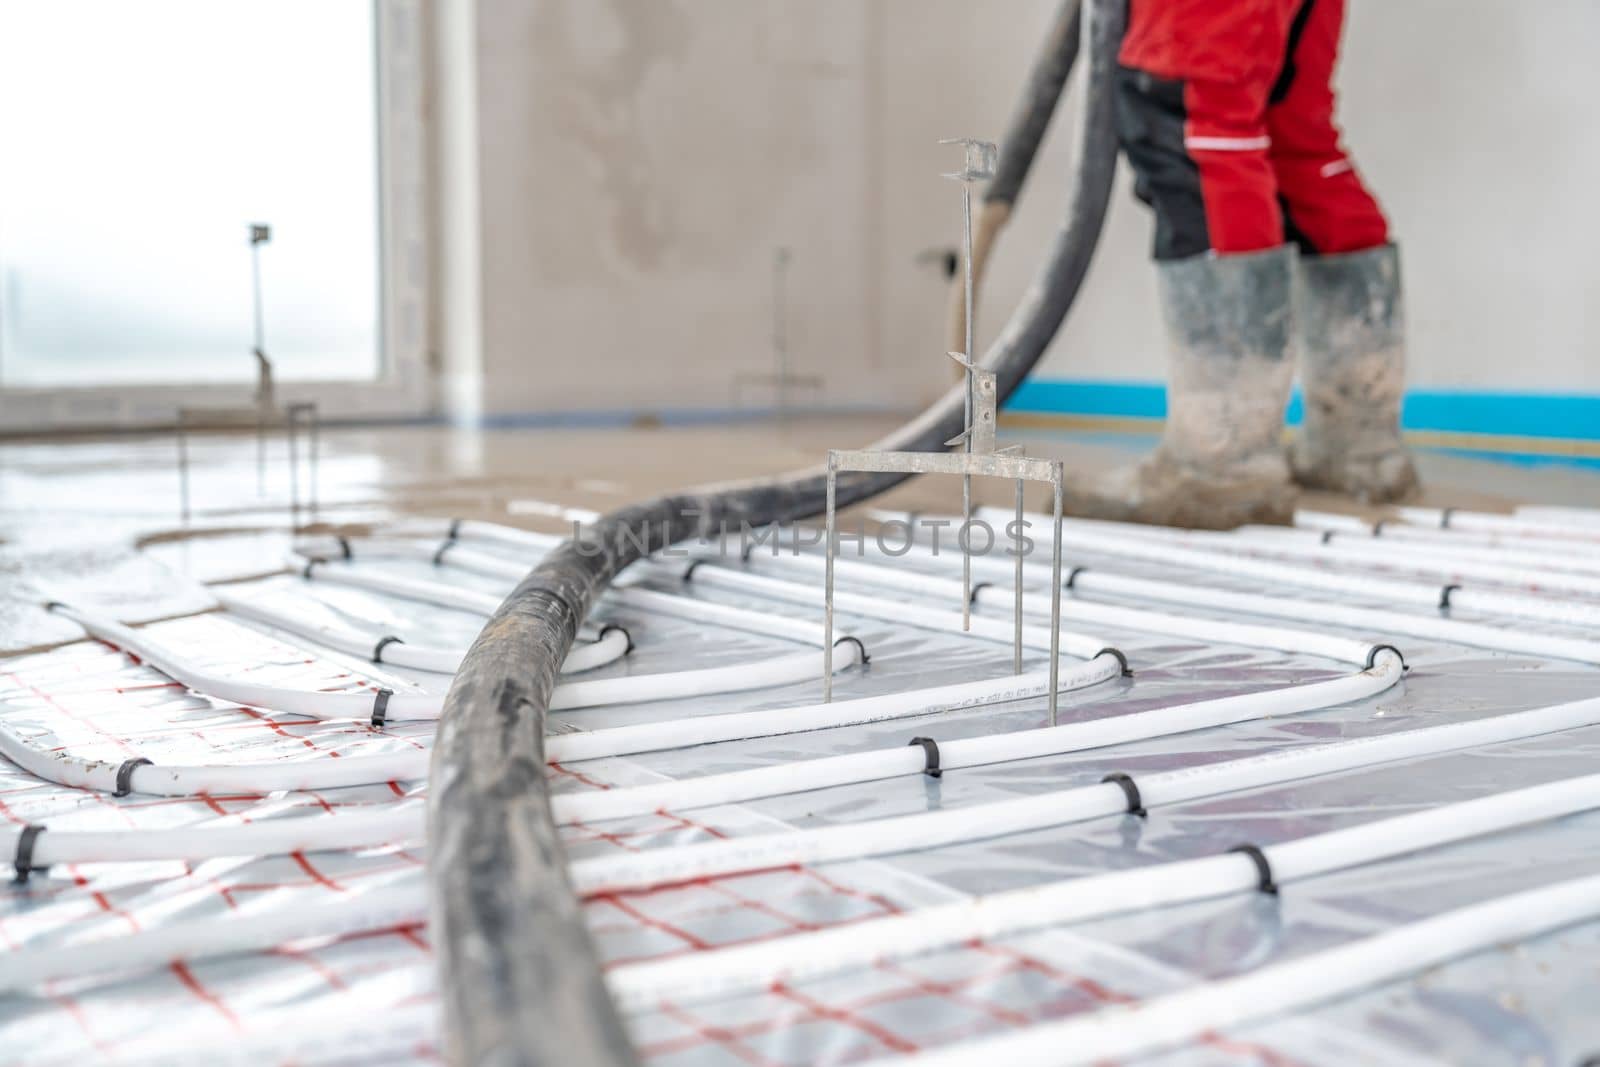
[466, 0, 902, 417]
[447, 0, 1599, 421]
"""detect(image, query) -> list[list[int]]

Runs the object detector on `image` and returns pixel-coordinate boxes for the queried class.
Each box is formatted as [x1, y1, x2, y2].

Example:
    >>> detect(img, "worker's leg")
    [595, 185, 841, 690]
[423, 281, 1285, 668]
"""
[1268, 0, 1418, 502]
[1068, 2, 1299, 528]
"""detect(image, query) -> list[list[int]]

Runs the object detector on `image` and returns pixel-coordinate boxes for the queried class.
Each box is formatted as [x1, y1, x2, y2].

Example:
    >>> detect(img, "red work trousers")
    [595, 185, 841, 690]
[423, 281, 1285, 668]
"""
[1117, 0, 1390, 260]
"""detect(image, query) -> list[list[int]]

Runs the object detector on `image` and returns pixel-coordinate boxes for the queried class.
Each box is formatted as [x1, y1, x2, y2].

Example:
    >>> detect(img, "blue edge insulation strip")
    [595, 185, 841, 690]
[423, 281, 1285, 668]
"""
[368, 384, 1596, 472]
[1006, 379, 1600, 471]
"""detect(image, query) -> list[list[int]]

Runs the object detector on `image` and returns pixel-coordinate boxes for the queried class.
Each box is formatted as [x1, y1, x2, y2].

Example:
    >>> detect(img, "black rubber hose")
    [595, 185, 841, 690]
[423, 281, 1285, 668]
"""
[425, 2, 1126, 1063]
[986, 0, 1083, 208]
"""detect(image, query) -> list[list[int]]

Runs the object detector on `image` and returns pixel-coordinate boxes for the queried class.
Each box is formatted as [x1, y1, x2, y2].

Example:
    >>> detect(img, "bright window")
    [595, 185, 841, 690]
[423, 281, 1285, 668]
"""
[0, 0, 380, 387]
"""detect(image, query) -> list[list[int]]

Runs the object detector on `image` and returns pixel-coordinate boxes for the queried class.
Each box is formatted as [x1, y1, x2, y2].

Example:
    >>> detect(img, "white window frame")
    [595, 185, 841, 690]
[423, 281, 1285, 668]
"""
[0, 0, 433, 432]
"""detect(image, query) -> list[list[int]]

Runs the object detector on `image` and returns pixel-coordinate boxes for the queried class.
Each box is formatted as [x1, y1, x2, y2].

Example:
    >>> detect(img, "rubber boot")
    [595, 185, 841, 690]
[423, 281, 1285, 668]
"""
[1063, 246, 1297, 530]
[1291, 243, 1419, 503]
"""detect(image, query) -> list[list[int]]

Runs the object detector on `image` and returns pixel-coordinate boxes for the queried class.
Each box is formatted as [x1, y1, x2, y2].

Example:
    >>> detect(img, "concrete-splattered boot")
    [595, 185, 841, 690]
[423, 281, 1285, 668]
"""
[1063, 246, 1297, 529]
[1291, 244, 1419, 503]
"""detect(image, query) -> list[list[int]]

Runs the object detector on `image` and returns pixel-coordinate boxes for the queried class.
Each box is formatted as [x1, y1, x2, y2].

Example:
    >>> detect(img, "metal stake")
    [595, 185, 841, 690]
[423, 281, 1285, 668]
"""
[288, 411, 300, 532]
[177, 411, 190, 526]
[250, 223, 271, 496]
[940, 138, 995, 631]
[1049, 468, 1064, 725]
[774, 248, 791, 421]
[961, 176, 974, 631]
[307, 406, 320, 522]
[1014, 478, 1024, 675]
[823, 456, 838, 703]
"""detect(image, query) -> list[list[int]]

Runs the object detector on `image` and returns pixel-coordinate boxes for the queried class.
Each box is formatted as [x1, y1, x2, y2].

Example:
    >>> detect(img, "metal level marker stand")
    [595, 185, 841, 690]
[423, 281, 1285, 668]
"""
[821, 140, 1068, 723]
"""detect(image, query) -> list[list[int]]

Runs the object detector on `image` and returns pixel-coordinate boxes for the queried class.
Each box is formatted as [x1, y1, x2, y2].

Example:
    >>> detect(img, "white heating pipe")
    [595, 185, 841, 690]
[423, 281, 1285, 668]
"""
[1516, 505, 1600, 530]
[607, 770, 1600, 1010]
[943, 507, 1600, 629]
[0, 717, 429, 797]
[854, 510, 1600, 664]
[882, 867, 1600, 1067]
[567, 694, 1600, 896]
[1295, 509, 1600, 562]
[1047, 566, 1600, 664]
[0, 883, 432, 993]
[1129, 522, 1600, 598]
[214, 590, 630, 675]
[552, 650, 1401, 825]
[1258, 521, 1600, 578]
[1400, 505, 1600, 542]
[47, 602, 447, 722]
[544, 657, 1124, 764]
[0, 804, 423, 867]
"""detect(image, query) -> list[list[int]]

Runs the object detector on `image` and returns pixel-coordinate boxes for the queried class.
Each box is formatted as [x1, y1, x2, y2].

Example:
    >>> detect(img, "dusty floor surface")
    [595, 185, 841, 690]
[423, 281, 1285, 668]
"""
[1, 416, 1597, 654]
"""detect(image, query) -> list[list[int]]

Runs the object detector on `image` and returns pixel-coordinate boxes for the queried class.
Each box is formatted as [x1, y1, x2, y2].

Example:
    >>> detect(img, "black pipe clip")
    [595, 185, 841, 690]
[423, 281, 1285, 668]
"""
[1229, 843, 1279, 895]
[908, 737, 943, 779]
[113, 757, 152, 798]
[597, 624, 635, 655]
[682, 560, 707, 582]
[372, 635, 405, 664]
[1064, 566, 1089, 591]
[432, 540, 456, 566]
[336, 536, 353, 560]
[833, 636, 870, 666]
[371, 688, 395, 729]
[12, 825, 46, 886]
[1438, 584, 1462, 612]
[1095, 647, 1133, 677]
[968, 582, 992, 605]
[1365, 644, 1407, 672]
[1101, 772, 1146, 818]
[301, 556, 327, 580]
[446, 518, 463, 542]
